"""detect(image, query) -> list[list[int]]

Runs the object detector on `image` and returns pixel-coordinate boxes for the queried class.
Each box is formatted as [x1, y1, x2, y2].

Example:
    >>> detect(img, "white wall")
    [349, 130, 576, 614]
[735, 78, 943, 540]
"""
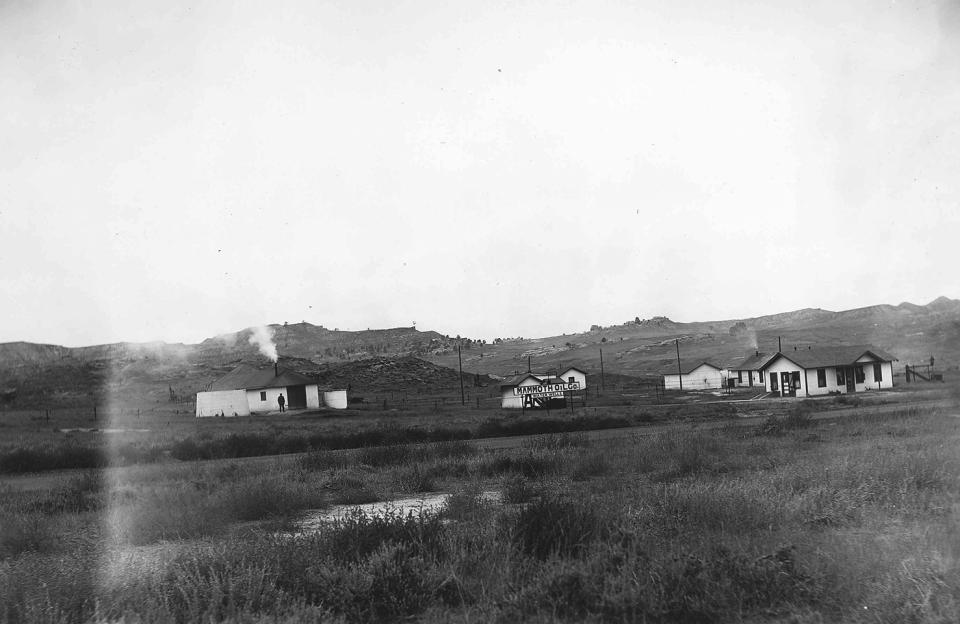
[663, 364, 724, 390]
[196, 390, 249, 417]
[247, 387, 285, 413]
[306, 384, 321, 409]
[762, 357, 806, 396]
[857, 357, 894, 390]
[764, 355, 895, 397]
[558, 368, 587, 389]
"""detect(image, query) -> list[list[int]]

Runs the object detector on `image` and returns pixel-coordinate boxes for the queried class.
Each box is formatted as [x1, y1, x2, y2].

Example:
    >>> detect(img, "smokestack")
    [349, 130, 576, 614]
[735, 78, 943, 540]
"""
[274, 362, 278, 378]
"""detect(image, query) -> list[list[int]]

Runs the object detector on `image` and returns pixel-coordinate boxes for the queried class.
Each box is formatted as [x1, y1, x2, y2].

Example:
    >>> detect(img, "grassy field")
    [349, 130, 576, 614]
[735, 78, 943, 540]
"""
[1, 387, 958, 622]
[2, 384, 933, 475]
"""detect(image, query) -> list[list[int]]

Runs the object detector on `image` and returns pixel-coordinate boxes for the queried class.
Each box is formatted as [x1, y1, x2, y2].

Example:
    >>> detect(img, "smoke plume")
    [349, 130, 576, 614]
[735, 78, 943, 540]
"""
[248, 325, 278, 361]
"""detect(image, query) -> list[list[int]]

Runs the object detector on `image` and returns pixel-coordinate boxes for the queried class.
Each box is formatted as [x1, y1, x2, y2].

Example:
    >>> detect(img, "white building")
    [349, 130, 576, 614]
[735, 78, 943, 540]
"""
[196, 364, 322, 417]
[759, 345, 896, 398]
[499, 367, 588, 409]
[663, 361, 726, 390]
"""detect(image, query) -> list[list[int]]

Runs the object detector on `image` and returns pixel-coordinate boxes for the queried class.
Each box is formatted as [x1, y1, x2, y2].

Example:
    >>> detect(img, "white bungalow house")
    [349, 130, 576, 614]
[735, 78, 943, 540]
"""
[663, 361, 726, 390]
[729, 352, 773, 388]
[759, 345, 896, 398]
[500, 368, 587, 409]
[196, 364, 321, 417]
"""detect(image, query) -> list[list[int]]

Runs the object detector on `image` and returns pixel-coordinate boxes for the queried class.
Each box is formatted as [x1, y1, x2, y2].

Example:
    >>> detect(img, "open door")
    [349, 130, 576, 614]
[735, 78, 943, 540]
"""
[286, 385, 307, 409]
[845, 368, 856, 393]
[780, 372, 796, 397]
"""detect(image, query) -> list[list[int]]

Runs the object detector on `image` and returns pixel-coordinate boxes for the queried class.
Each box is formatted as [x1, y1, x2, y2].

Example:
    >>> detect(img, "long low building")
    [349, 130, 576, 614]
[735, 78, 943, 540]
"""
[662, 361, 726, 390]
[196, 364, 333, 417]
[759, 345, 896, 398]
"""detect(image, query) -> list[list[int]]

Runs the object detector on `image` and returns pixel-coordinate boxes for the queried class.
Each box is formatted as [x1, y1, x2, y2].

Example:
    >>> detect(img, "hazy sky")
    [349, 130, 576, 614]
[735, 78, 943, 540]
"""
[2, 0, 958, 346]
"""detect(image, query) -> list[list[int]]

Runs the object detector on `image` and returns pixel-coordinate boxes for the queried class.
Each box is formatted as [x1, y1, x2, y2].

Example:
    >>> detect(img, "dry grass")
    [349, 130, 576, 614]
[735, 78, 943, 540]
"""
[1, 399, 958, 622]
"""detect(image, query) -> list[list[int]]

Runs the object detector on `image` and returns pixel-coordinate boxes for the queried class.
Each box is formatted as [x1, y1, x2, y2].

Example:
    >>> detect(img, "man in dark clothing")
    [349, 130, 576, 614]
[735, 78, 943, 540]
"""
[277, 393, 285, 412]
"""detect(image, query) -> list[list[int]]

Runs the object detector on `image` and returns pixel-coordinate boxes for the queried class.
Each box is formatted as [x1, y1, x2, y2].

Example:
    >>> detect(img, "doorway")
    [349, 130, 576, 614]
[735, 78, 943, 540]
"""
[780, 372, 796, 397]
[845, 368, 855, 393]
[286, 385, 307, 409]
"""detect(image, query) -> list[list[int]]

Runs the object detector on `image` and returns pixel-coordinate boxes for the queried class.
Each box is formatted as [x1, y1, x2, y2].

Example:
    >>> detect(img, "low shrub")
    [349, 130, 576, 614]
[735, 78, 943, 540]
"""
[0, 443, 106, 474]
[501, 474, 539, 504]
[502, 495, 622, 560]
[319, 508, 447, 564]
[0, 512, 56, 558]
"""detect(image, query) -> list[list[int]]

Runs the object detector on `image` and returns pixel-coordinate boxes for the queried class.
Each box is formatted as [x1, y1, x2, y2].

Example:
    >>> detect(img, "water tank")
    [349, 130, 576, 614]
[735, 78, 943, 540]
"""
[322, 390, 348, 409]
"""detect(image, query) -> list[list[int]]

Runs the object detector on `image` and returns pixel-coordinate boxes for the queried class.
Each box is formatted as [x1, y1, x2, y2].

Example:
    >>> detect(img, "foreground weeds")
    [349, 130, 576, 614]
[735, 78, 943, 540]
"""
[2, 404, 959, 622]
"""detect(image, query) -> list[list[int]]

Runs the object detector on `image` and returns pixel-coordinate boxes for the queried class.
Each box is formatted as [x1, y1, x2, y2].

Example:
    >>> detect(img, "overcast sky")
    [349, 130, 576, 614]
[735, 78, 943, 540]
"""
[2, 0, 958, 347]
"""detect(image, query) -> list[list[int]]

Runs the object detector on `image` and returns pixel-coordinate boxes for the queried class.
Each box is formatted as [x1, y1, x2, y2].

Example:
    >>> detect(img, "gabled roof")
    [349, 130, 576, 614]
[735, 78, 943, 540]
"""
[662, 361, 724, 376]
[558, 366, 587, 376]
[209, 364, 315, 391]
[731, 352, 775, 371]
[760, 345, 896, 370]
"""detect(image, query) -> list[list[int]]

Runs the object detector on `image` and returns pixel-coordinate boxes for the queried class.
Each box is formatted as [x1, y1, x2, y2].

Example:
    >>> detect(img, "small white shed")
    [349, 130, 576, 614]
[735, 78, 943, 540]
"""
[663, 361, 726, 390]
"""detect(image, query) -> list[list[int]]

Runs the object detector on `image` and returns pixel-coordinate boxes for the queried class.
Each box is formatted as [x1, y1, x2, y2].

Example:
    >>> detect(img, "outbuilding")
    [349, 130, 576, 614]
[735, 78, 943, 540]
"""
[759, 345, 896, 398]
[662, 361, 726, 390]
[196, 364, 321, 417]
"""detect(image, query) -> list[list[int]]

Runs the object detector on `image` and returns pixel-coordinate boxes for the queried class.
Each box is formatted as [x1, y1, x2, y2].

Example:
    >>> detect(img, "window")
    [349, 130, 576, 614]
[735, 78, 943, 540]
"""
[568, 377, 575, 384]
[873, 363, 882, 382]
[260, 391, 266, 401]
[836, 368, 845, 386]
[737, 370, 743, 383]
[817, 368, 827, 388]
[855, 366, 865, 383]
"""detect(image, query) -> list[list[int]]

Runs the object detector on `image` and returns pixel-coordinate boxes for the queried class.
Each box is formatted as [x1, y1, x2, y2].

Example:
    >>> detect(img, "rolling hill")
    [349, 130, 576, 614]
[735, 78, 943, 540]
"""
[0, 297, 956, 409]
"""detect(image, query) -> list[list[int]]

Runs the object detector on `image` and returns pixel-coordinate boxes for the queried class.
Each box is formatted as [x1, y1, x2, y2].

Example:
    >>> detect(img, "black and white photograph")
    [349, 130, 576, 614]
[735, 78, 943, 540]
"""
[2, 0, 959, 621]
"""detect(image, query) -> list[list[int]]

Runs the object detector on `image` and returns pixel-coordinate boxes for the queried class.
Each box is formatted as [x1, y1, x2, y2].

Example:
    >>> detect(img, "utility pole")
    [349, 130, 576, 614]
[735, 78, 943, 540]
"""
[675, 338, 683, 391]
[458, 344, 465, 406]
[599, 348, 605, 392]
[527, 355, 531, 373]
[778, 336, 782, 352]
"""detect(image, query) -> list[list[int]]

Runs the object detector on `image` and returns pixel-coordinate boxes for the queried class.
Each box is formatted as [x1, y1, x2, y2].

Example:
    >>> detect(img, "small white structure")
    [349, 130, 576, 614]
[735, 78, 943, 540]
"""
[500, 368, 587, 409]
[196, 364, 321, 417]
[322, 389, 348, 409]
[663, 361, 726, 390]
[760, 345, 896, 398]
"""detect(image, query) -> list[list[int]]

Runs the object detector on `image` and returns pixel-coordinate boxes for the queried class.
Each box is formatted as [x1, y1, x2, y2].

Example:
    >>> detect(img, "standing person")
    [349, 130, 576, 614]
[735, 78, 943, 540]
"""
[277, 393, 285, 412]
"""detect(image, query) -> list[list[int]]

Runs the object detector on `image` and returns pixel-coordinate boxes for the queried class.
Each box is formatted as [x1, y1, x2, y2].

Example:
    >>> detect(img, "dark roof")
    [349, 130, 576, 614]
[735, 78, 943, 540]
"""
[499, 373, 543, 388]
[662, 361, 723, 376]
[209, 364, 316, 391]
[761, 345, 897, 370]
[731, 352, 774, 371]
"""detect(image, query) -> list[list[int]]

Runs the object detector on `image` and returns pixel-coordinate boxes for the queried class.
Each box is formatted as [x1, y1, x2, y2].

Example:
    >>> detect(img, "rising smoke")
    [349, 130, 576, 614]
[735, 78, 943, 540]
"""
[248, 325, 278, 361]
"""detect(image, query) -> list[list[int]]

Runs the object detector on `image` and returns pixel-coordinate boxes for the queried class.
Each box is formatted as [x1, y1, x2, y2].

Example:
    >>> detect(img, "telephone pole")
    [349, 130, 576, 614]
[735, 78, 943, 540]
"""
[676, 338, 683, 390]
[458, 344, 465, 406]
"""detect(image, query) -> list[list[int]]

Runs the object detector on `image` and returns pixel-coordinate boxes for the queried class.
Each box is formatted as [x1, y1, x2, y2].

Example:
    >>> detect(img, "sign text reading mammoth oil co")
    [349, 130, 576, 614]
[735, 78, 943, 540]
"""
[513, 381, 581, 398]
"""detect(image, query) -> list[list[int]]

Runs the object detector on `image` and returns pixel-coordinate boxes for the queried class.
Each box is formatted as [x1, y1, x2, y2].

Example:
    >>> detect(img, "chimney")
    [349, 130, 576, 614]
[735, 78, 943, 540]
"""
[755, 350, 759, 357]
[274, 362, 278, 378]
